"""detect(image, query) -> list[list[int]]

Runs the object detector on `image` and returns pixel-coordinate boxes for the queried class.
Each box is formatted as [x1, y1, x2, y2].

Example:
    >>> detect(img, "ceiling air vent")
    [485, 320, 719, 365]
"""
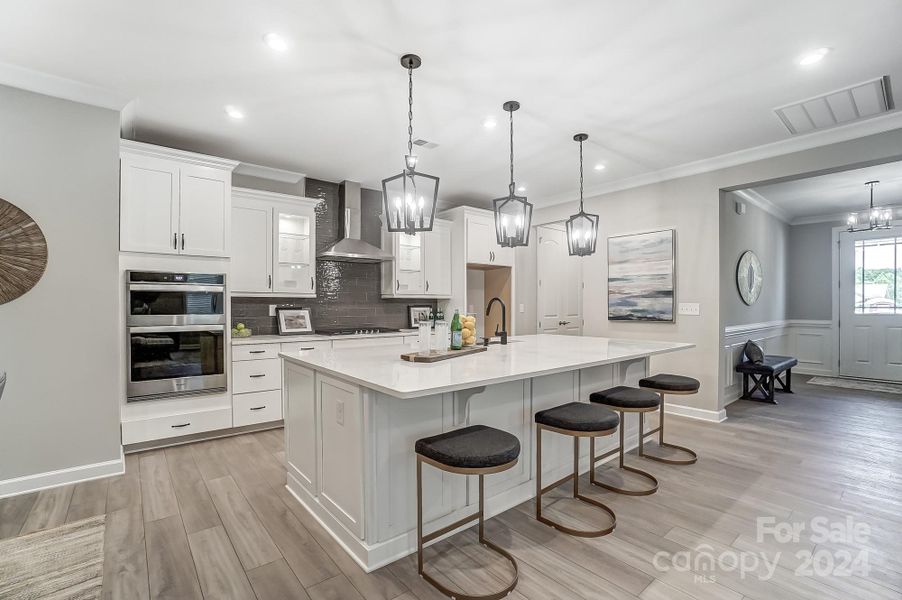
[413, 138, 439, 149]
[774, 76, 894, 134]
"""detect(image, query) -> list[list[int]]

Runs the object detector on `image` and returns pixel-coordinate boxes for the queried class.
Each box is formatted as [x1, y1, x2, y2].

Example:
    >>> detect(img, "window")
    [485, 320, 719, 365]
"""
[854, 237, 902, 314]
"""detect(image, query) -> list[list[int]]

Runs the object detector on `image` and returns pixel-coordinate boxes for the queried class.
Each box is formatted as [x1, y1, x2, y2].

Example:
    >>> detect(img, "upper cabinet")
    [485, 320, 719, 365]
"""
[465, 211, 513, 267]
[119, 141, 238, 257]
[381, 219, 452, 298]
[231, 188, 320, 297]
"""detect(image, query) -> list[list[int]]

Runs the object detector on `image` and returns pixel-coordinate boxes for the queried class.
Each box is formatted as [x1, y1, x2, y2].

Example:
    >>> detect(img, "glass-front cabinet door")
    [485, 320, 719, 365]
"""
[273, 209, 315, 294]
[395, 232, 425, 294]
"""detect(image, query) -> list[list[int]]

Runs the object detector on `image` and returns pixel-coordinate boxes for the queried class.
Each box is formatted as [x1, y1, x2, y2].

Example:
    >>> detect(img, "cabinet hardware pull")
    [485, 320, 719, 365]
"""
[249, 374, 266, 378]
[181, 233, 185, 250]
[396, 280, 400, 291]
[490, 251, 495, 262]
[310, 276, 314, 289]
[171, 423, 190, 428]
[250, 406, 266, 411]
[173, 233, 178, 249]
[299, 347, 315, 351]
[426, 280, 429, 292]
[268, 275, 272, 289]
[249, 350, 266, 354]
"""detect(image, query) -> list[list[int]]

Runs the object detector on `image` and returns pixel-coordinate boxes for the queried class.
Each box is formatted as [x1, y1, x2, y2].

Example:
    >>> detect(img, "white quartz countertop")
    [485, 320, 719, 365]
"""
[232, 330, 419, 346]
[279, 334, 693, 399]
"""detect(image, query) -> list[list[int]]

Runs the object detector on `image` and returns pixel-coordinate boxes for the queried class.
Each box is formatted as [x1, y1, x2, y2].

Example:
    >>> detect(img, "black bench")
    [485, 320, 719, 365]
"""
[734, 340, 798, 404]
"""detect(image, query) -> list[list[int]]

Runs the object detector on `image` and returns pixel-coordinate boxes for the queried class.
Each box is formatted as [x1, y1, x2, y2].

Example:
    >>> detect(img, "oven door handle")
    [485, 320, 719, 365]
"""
[128, 325, 226, 334]
[128, 283, 225, 293]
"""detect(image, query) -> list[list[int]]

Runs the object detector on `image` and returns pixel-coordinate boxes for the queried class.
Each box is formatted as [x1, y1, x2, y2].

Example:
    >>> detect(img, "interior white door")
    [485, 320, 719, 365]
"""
[839, 229, 902, 381]
[424, 222, 452, 296]
[231, 202, 272, 292]
[537, 226, 582, 334]
[178, 165, 229, 257]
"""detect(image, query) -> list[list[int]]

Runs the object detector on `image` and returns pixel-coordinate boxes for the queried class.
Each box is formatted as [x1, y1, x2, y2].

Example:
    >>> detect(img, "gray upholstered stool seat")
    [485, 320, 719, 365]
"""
[639, 373, 700, 393]
[535, 402, 619, 432]
[415, 424, 520, 470]
[590, 386, 660, 410]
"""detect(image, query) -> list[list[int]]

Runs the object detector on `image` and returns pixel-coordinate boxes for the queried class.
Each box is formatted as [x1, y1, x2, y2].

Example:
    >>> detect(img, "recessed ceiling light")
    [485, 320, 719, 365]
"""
[517, 186, 526, 192]
[594, 163, 606, 171]
[263, 33, 288, 52]
[483, 117, 497, 129]
[225, 106, 245, 120]
[798, 47, 831, 66]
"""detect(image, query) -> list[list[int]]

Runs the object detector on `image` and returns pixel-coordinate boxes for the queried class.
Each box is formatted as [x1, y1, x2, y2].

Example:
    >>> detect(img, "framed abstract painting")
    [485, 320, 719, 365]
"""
[608, 229, 675, 322]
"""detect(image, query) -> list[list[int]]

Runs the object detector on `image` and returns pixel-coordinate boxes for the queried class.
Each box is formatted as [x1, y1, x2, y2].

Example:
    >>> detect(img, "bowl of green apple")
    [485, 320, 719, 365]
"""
[232, 323, 252, 338]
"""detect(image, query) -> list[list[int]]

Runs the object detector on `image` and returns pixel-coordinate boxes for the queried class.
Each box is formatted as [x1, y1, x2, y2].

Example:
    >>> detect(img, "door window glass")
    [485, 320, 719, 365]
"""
[854, 237, 902, 314]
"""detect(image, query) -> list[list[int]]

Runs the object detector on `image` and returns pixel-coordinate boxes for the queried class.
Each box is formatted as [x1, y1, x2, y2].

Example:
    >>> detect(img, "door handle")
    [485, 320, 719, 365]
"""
[558, 320, 571, 325]
[173, 233, 178, 250]
[171, 423, 191, 428]
[181, 233, 185, 250]
[250, 406, 267, 411]
[249, 374, 266, 378]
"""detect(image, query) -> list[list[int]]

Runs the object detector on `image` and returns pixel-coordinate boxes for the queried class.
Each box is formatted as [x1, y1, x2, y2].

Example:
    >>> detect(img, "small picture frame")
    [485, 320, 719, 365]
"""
[408, 305, 433, 329]
[277, 308, 313, 335]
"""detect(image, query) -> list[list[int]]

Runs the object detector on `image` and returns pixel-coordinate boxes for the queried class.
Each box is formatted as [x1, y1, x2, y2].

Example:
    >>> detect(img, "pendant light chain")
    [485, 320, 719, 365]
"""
[407, 64, 414, 160]
[508, 107, 515, 196]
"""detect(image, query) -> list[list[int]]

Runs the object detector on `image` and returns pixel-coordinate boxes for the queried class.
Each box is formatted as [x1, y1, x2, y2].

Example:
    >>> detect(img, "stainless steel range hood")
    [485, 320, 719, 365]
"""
[317, 181, 392, 263]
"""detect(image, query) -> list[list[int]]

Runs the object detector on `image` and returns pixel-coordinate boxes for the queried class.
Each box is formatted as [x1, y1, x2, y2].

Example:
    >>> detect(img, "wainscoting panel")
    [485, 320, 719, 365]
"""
[721, 320, 834, 405]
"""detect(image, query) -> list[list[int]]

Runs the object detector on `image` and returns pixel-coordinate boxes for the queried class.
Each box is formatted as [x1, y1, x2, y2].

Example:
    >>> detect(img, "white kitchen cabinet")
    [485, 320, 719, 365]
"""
[465, 211, 513, 267]
[231, 188, 319, 297]
[381, 219, 452, 298]
[119, 141, 237, 257]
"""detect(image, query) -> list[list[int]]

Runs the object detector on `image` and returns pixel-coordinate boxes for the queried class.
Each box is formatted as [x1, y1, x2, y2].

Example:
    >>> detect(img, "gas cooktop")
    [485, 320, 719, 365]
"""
[315, 327, 401, 336]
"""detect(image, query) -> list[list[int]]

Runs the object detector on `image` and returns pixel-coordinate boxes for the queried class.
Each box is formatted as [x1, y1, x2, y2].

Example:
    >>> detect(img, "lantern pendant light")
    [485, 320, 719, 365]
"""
[847, 180, 893, 232]
[492, 101, 533, 247]
[566, 133, 599, 256]
[382, 54, 439, 234]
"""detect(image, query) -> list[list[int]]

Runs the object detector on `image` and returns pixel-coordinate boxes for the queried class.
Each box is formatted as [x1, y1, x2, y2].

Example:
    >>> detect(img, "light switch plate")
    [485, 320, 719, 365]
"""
[678, 302, 700, 316]
[519, 303, 525, 314]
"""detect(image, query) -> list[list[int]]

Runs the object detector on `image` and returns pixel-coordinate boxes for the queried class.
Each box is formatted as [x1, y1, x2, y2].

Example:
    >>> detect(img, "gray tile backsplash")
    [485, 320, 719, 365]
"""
[231, 178, 435, 335]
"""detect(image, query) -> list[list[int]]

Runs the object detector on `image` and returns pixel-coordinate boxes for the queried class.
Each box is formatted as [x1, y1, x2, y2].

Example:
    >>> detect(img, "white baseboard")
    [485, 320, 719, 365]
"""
[666, 402, 727, 423]
[0, 449, 125, 499]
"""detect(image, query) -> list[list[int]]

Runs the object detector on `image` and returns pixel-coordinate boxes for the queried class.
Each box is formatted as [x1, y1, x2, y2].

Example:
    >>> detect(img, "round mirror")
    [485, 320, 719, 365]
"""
[736, 250, 763, 306]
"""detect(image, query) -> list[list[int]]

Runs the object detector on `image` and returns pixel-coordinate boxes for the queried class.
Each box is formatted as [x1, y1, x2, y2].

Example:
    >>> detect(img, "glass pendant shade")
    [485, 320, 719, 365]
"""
[847, 180, 893, 232]
[382, 166, 438, 234]
[493, 191, 532, 247]
[381, 54, 439, 234]
[492, 100, 533, 247]
[566, 133, 600, 257]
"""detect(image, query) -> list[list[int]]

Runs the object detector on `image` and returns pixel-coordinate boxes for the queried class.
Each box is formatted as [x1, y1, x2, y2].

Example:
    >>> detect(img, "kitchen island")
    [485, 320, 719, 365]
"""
[279, 334, 692, 571]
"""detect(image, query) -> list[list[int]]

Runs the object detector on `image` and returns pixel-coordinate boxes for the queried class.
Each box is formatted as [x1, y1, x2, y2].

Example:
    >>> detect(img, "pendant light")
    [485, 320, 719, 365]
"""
[847, 180, 893, 232]
[492, 101, 533, 247]
[566, 133, 599, 256]
[382, 54, 439, 234]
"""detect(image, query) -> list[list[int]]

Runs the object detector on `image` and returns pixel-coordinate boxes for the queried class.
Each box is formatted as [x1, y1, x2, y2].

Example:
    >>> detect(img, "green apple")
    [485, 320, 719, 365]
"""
[236, 323, 246, 330]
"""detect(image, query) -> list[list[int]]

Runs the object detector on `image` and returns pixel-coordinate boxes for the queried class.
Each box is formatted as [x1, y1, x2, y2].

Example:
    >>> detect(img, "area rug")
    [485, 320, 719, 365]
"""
[0, 514, 105, 600]
[807, 376, 902, 395]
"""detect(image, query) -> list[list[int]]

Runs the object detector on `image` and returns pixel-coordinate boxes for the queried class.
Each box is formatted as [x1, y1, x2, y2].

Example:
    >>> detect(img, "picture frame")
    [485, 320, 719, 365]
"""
[408, 305, 433, 329]
[607, 228, 676, 322]
[277, 307, 314, 335]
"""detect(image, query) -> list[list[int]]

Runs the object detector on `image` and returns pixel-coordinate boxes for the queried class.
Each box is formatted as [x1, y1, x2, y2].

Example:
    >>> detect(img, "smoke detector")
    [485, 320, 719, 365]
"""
[774, 76, 894, 135]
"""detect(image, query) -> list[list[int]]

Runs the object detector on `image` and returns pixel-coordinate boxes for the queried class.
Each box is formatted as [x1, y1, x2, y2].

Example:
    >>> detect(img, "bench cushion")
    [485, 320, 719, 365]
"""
[590, 386, 661, 409]
[416, 425, 520, 469]
[735, 355, 798, 375]
[638, 373, 700, 393]
[535, 402, 620, 432]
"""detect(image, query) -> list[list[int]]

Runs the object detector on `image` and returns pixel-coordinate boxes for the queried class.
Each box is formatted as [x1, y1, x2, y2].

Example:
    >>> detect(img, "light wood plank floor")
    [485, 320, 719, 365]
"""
[2, 377, 901, 600]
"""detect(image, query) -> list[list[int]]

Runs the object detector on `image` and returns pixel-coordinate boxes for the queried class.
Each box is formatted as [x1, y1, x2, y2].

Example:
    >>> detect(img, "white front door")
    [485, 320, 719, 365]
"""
[839, 229, 902, 381]
[537, 225, 582, 335]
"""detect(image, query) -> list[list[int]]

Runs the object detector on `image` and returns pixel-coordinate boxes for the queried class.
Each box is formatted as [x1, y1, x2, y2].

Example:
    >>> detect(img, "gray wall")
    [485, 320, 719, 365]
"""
[788, 220, 842, 320]
[720, 193, 790, 326]
[0, 85, 121, 481]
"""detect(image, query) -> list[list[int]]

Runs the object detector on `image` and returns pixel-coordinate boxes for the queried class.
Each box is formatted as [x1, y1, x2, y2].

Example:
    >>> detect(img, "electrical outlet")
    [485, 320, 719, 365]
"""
[336, 401, 344, 426]
[268, 304, 278, 317]
[678, 302, 700, 316]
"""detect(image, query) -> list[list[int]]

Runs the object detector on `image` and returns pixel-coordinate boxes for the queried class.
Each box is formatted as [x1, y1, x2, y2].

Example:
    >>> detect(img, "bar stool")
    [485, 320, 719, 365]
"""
[535, 402, 619, 537]
[639, 374, 699, 465]
[415, 425, 520, 600]
[589, 386, 660, 495]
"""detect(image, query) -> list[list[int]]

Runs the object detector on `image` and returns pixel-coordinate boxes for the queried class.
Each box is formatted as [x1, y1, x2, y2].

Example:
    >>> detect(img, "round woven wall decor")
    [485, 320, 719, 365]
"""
[0, 198, 48, 305]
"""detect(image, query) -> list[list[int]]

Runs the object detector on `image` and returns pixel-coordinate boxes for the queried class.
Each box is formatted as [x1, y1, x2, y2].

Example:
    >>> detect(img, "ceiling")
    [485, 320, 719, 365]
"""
[2, 0, 901, 209]
[744, 160, 902, 222]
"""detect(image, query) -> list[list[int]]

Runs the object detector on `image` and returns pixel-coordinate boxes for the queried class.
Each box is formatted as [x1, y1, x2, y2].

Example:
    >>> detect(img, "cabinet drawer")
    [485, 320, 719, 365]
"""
[233, 344, 280, 361]
[281, 340, 331, 353]
[121, 407, 232, 445]
[233, 358, 281, 394]
[233, 390, 282, 427]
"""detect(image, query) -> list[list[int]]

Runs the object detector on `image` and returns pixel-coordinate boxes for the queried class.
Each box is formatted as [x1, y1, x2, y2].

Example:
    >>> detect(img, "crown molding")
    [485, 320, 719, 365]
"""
[539, 109, 902, 208]
[232, 186, 321, 207]
[790, 212, 849, 226]
[732, 189, 791, 223]
[120, 139, 240, 170]
[234, 162, 305, 183]
[0, 61, 131, 111]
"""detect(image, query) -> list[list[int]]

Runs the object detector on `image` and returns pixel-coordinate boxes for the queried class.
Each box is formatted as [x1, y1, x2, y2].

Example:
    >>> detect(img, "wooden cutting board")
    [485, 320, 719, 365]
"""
[401, 345, 487, 363]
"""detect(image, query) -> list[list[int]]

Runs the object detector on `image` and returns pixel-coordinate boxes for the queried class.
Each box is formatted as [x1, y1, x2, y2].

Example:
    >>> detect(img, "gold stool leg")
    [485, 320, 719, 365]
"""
[591, 411, 658, 496]
[640, 392, 698, 465]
